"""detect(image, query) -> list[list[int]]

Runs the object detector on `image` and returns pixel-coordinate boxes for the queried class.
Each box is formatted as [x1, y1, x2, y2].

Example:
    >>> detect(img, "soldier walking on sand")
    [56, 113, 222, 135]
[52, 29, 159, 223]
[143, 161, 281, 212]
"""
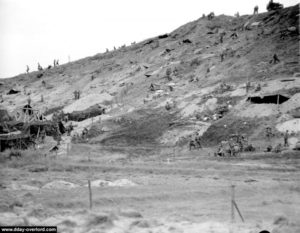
[253, 5, 259, 15]
[73, 90, 81, 100]
[273, 54, 280, 64]
[230, 32, 238, 39]
[195, 134, 202, 149]
[38, 63, 43, 71]
[284, 130, 289, 147]
[220, 33, 224, 43]
[26, 65, 30, 73]
[266, 127, 273, 141]
[246, 80, 251, 93]
[270, 54, 280, 64]
[73, 90, 78, 100]
[220, 53, 225, 62]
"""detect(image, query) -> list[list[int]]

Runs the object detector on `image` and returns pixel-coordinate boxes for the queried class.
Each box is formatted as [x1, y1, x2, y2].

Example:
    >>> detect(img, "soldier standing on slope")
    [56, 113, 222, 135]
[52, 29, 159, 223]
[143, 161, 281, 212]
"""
[284, 130, 289, 147]
[253, 5, 259, 15]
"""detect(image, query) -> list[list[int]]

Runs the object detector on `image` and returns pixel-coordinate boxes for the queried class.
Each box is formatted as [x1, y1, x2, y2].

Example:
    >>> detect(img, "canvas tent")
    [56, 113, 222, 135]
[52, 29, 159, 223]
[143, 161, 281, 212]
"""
[247, 94, 290, 104]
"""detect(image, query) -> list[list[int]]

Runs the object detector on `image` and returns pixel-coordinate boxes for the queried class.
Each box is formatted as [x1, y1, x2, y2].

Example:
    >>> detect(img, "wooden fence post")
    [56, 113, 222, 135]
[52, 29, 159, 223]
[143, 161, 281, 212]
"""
[231, 185, 235, 222]
[88, 180, 93, 210]
[231, 185, 245, 223]
[67, 143, 70, 156]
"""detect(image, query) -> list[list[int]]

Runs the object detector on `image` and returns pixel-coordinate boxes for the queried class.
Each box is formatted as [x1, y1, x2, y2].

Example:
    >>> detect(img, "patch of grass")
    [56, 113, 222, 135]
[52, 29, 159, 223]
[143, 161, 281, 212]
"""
[102, 100, 113, 106]
[216, 96, 241, 105]
[100, 109, 176, 146]
[2, 148, 48, 168]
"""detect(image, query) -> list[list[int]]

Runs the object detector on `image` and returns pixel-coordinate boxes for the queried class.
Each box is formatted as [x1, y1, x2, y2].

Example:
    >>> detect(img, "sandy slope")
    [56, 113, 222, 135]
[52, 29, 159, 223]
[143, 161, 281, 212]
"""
[0, 6, 299, 147]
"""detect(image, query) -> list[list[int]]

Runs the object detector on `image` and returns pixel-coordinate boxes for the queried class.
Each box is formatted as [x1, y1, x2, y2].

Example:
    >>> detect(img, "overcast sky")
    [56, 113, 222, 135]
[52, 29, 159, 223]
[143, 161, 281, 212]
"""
[0, 0, 298, 78]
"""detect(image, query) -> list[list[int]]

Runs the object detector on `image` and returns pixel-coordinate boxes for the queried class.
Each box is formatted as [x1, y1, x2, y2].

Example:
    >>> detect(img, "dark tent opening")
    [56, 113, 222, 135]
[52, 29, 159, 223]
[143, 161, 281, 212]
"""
[247, 94, 289, 104]
[58, 121, 66, 134]
[182, 39, 192, 44]
[7, 89, 20, 95]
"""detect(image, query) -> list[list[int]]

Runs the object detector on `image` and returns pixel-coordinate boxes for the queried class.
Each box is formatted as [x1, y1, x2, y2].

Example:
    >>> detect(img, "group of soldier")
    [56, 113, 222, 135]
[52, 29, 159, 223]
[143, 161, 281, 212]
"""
[215, 135, 250, 157]
[216, 1, 284, 65]
[26, 59, 59, 73]
[51, 109, 91, 144]
[202, 127, 291, 157]
[71, 127, 89, 142]
[73, 90, 81, 100]
[245, 81, 262, 94]
[206, 4, 258, 22]
[253, 0, 283, 15]
[189, 133, 202, 151]
[265, 128, 290, 152]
